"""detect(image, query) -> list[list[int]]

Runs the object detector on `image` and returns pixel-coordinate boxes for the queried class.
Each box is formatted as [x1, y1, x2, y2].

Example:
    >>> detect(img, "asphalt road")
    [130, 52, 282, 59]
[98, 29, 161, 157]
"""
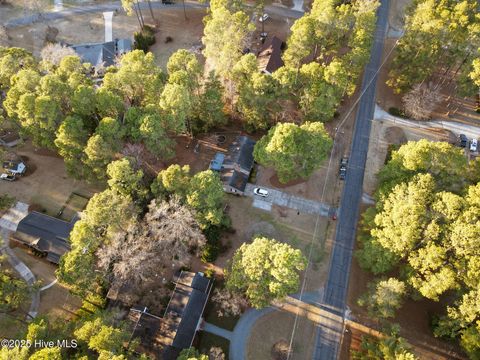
[312, 0, 390, 359]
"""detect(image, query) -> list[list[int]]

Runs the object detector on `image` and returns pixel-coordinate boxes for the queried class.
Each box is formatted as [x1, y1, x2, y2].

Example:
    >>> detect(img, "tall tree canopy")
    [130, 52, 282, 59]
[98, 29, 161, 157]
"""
[357, 140, 480, 357]
[102, 50, 164, 107]
[202, 2, 254, 80]
[387, 0, 480, 95]
[280, 0, 379, 122]
[226, 236, 307, 308]
[152, 165, 225, 229]
[254, 122, 332, 183]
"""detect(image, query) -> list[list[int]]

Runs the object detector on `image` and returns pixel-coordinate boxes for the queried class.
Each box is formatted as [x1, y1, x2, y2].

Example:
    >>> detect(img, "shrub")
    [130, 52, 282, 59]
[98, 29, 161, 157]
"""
[134, 25, 156, 52]
[388, 107, 408, 118]
[201, 225, 222, 263]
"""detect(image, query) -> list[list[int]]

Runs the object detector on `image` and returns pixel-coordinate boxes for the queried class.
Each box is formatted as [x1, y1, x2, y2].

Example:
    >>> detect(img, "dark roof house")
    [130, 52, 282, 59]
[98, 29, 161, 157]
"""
[12, 211, 75, 264]
[70, 38, 132, 69]
[127, 272, 213, 360]
[210, 135, 256, 195]
[257, 36, 285, 75]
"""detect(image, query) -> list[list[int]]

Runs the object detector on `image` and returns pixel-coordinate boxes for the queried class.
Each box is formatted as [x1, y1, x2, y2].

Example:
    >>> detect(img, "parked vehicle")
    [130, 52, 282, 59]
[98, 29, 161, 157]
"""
[253, 187, 268, 197]
[259, 13, 270, 22]
[339, 157, 348, 180]
[2, 160, 26, 175]
[0, 173, 16, 181]
[459, 134, 468, 148]
[470, 139, 478, 152]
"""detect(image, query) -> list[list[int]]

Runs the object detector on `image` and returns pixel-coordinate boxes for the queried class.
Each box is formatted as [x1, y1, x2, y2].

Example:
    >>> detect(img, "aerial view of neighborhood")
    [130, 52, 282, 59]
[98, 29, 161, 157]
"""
[0, 0, 479, 359]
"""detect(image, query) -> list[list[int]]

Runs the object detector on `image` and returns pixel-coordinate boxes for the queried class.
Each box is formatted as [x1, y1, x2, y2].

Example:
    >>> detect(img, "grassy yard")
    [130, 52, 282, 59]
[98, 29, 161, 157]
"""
[58, 192, 89, 222]
[197, 280, 239, 357]
[203, 281, 239, 332]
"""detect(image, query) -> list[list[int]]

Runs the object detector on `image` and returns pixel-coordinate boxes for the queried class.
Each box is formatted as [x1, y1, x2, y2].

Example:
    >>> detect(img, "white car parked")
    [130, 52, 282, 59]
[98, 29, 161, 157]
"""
[470, 139, 478, 152]
[259, 13, 270, 22]
[0, 173, 16, 181]
[253, 187, 268, 197]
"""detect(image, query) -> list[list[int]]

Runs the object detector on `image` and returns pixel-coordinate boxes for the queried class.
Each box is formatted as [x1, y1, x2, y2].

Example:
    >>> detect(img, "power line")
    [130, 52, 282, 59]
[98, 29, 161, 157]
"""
[285, 37, 399, 360]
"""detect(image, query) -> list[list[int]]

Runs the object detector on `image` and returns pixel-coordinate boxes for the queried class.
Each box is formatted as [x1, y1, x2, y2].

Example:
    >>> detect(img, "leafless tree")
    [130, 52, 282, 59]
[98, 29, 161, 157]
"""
[97, 197, 206, 305]
[402, 83, 441, 121]
[209, 347, 225, 360]
[211, 288, 248, 317]
[40, 43, 77, 67]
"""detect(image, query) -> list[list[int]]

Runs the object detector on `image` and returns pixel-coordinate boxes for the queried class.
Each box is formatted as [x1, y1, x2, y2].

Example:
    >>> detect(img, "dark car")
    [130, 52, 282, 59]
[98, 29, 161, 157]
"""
[459, 134, 468, 148]
[339, 157, 348, 180]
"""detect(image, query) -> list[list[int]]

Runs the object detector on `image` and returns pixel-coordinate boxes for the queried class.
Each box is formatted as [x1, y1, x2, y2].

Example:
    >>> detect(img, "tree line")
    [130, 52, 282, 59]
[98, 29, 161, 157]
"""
[203, 0, 380, 127]
[387, 0, 480, 118]
[355, 140, 480, 359]
[0, 46, 228, 183]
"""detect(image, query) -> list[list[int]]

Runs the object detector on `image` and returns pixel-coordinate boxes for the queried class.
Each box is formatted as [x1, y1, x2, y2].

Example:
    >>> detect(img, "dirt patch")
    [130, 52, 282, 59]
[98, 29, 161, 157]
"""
[388, 0, 412, 31]
[149, 8, 207, 69]
[269, 173, 307, 188]
[384, 126, 407, 144]
[0, 141, 100, 216]
[271, 339, 291, 360]
[246, 221, 279, 240]
[247, 309, 318, 360]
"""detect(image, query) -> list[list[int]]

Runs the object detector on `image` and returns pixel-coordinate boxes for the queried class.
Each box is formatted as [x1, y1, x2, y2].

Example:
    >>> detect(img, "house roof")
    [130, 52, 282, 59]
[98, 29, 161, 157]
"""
[126, 272, 212, 360]
[171, 287, 209, 349]
[164, 272, 212, 351]
[71, 39, 132, 68]
[225, 136, 256, 173]
[16, 211, 73, 264]
[257, 36, 285, 74]
[222, 169, 249, 193]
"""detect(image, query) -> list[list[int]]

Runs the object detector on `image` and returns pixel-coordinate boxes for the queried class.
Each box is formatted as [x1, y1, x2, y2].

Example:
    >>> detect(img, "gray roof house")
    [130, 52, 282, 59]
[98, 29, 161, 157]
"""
[70, 38, 132, 69]
[127, 272, 213, 360]
[210, 136, 256, 195]
[12, 211, 75, 264]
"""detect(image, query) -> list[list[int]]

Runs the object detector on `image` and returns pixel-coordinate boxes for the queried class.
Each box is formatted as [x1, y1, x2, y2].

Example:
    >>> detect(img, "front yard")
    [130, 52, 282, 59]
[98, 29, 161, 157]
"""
[0, 141, 99, 216]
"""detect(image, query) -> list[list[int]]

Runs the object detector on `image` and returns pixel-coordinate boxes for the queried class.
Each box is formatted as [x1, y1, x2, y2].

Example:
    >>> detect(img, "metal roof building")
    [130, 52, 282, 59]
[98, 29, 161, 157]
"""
[13, 211, 74, 264]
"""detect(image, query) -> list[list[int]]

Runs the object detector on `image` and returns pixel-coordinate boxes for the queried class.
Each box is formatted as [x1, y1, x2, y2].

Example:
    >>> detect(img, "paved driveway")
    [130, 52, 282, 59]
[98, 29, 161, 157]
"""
[375, 105, 480, 139]
[245, 184, 334, 217]
[0, 202, 28, 231]
[0, 204, 39, 320]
